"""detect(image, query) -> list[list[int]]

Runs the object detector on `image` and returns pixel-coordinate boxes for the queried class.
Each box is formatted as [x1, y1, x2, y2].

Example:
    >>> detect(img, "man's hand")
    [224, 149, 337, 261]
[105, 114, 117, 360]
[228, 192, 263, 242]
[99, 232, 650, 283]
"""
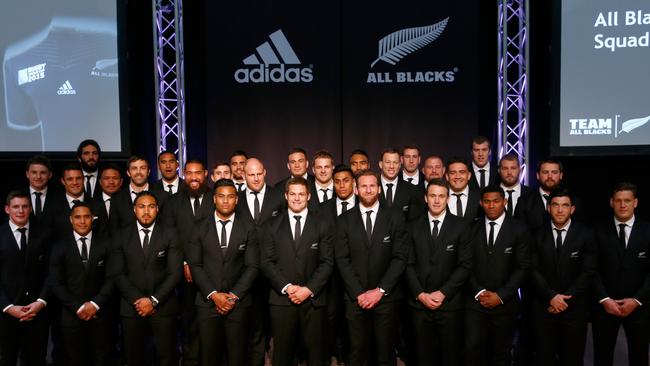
[76, 302, 98, 321]
[211, 292, 235, 315]
[133, 298, 155, 317]
[478, 291, 502, 309]
[5, 305, 25, 320]
[602, 298, 623, 317]
[358, 288, 383, 309]
[417, 292, 438, 310]
[183, 263, 193, 283]
[430, 291, 446, 309]
[288, 287, 313, 305]
[616, 298, 640, 317]
[549, 294, 572, 313]
[20, 301, 45, 321]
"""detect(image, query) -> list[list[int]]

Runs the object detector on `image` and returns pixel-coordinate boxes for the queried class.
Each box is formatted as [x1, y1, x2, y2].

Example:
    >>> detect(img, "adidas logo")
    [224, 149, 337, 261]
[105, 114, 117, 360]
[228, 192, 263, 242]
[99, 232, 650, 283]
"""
[234, 29, 313, 84]
[57, 80, 77, 95]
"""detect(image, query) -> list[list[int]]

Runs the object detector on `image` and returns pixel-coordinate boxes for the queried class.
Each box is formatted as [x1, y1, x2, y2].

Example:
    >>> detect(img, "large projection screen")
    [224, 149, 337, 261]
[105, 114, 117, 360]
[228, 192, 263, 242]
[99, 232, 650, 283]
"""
[552, 0, 650, 155]
[0, 0, 126, 154]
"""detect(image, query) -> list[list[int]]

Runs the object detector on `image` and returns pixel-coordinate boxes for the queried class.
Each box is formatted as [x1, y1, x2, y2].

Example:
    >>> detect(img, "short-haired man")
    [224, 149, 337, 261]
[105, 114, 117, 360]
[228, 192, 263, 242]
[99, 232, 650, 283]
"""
[378, 148, 425, 221]
[275, 147, 314, 189]
[468, 136, 498, 190]
[405, 179, 473, 366]
[50, 202, 115, 366]
[310, 150, 335, 209]
[110, 191, 182, 366]
[111, 155, 158, 229]
[530, 189, 595, 365]
[464, 186, 530, 366]
[592, 182, 650, 366]
[50, 163, 86, 239]
[498, 154, 532, 217]
[336, 170, 408, 366]
[261, 177, 333, 366]
[230, 151, 248, 193]
[153, 150, 182, 195]
[77, 139, 102, 201]
[188, 179, 259, 366]
[210, 161, 232, 184]
[348, 149, 369, 176]
[0, 191, 51, 366]
[25, 155, 54, 224]
[401, 145, 426, 189]
[519, 158, 567, 232]
[421, 155, 446, 185]
[445, 157, 481, 220]
[91, 163, 123, 237]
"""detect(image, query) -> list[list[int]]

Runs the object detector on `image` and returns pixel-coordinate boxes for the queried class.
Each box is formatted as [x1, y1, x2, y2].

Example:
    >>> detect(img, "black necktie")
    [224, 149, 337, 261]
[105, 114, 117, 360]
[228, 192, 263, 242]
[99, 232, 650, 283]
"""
[85, 175, 93, 198]
[17, 227, 27, 256]
[193, 197, 201, 217]
[385, 183, 394, 206]
[105, 198, 111, 218]
[219, 220, 229, 254]
[407, 177, 414, 185]
[252, 191, 260, 222]
[236, 183, 244, 192]
[479, 169, 486, 189]
[506, 189, 514, 216]
[167, 184, 174, 195]
[618, 223, 627, 251]
[543, 194, 549, 206]
[431, 219, 440, 239]
[341, 201, 349, 214]
[554, 228, 564, 256]
[293, 215, 302, 247]
[72, 199, 82, 209]
[453, 193, 463, 217]
[321, 189, 329, 202]
[365, 210, 373, 241]
[131, 191, 138, 202]
[80, 237, 89, 268]
[488, 221, 496, 249]
[142, 228, 150, 252]
[33, 192, 42, 217]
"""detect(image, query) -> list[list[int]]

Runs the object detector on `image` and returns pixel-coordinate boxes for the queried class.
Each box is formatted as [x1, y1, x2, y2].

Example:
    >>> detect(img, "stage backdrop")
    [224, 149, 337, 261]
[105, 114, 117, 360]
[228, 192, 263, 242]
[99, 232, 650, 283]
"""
[193, 0, 479, 183]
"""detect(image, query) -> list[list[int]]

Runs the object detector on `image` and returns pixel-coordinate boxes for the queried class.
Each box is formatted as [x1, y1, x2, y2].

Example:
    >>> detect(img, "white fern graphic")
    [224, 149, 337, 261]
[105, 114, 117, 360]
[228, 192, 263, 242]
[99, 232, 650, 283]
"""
[619, 115, 650, 134]
[371, 18, 449, 68]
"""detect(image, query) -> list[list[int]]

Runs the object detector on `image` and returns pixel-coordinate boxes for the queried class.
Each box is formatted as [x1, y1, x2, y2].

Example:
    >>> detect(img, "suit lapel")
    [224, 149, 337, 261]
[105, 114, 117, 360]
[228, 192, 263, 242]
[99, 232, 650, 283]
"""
[371, 208, 389, 247]
[224, 217, 244, 261]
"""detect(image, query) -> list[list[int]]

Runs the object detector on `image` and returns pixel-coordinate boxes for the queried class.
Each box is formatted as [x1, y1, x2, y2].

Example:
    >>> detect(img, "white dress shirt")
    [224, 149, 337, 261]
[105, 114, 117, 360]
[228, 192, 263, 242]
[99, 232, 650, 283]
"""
[448, 186, 470, 216]
[130, 183, 150, 203]
[336, 195, 356, 216]
[82, 170, 97, 196]
[315, 181, 334, 203]
[551, 219, 571, 248]
[215, 212, 235, 247]
[614, 215, 635, 247]
[245, 184, 267, 218]
[501, 183, 522, 213]
[380, 176, 398, 203]
[161, 177, 180, 194]
[29, 186, 48, 213]
[402, 171, 420, 186]
[472, 162, 491, 186]
[360, 201, 380, 232]
[66, 194, 84, 209]
[428, 210, 447, 234]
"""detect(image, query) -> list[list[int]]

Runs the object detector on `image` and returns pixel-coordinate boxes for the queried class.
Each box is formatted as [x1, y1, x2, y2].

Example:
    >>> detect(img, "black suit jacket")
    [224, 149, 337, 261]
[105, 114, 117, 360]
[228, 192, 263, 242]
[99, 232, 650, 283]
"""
[161, 187, 214, 258]
[188, 214, 259, 307]
[308, 181, 334, 213]
[510, 184, 533, 218]
[517, 188, 549, 232]
[109, 223, 182, 317]
[448, 187, 482, 221]
[110, 188, 167, 230]
[401, 171, 427, 190]
[89, 191, 120, 238]
[83, 172, 101, 202]
[335, 205, 408, 302]
[405, 213, 473, 311]
[466, 216, 531, 312]
[0, 221, 51, 309]
[318, 197, 359, 226]
[530, 221, 596, 310]
[593, 217, 650, 303]
[49, 232, 114, 324]
[236, 186, 285, 228]
[27, 185, 58, 226]
[261, 211, 333, 307]
[152, 178, 184, 195]
[379, 178, 425, 221]
[469, 163, 499, 190]
[47, 192, 82, 240]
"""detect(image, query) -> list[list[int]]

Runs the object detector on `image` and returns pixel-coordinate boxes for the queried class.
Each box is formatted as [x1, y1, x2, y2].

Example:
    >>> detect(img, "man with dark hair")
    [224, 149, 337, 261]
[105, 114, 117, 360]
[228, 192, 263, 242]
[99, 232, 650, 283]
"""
[77, 139, 102, 202]
[187, 178, 259, 366]
[49, 202, 115, 366]
[0, 190, 51, 366]
[153, 150, 182, 195]
[518, 158, 565, 232]
[498, 154, 531, 218]
[230, 151, 248, 192]
[421, 155, 446, 184]
[261, 177, 333, 366]
[592, 182, 650, 366]
[378, 148, 425, 221]
[349, 149, 370, 176]
[210, 161, 232, 184]
[110, 191, 182, 366]
[445, 157, 481, 220]
[320, 165, 357, 220]
[111, 155, 156, 229]
[336, 170, 408, 366]
[25, 155, 55, 224]
[464, 185, 530, 366]
[90, 163, 123, 237]
[402, 145, 426, 189]
[310, 150, 335, 209]
[468, 136, 498, 190]
[405, 179, 473, 366]
[50, 163, 86, 239]
[530, 188, 595, 365]
[275, 147, 314, 189]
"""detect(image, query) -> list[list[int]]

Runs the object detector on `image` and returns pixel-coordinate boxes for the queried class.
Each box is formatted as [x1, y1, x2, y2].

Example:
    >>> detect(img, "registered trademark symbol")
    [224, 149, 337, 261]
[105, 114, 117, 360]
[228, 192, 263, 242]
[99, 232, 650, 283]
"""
[453, 67, 459, 72]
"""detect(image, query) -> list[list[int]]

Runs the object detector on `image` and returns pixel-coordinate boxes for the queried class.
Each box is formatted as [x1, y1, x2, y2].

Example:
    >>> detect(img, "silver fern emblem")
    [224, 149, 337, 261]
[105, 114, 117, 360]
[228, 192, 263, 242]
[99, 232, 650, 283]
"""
[371, 18, 449, 68]
[619, 115, 650, 134]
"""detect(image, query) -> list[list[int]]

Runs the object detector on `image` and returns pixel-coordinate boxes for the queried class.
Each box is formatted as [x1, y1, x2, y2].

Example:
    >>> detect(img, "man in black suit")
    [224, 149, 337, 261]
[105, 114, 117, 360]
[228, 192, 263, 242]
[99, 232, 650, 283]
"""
[230, 150, 248, 193]
[187, 179, 259, 366]
[592, 182, 650, 366]
[90, 163, 123, 237]
[530, 189, 595, 366]
[49, 163, 86, 240]
[110, 191, 182, 366]
[0, 191, 51, 366]
[25, 155, 55, 225]
[349, 149, 370, 176]
[445, 157, 481, 220]
[464, 186, 530, 366]
[77, 139, 102, 202]
[153, 150, 183, 195]
[111, 155, 163, 229]
[310, 150, 335, 210]
[336, 170, 408, 366]
[401, 145, 426, 190]
[421, 154, 446, 184]
[275, 147, 315, 189]
[468, 136, 498, 190]
[261, 177, 333, 366]
[498, 154, 531, 218]
[518, 158, 564, 232]
[405, 179, 473, 366]
[162, 159, 214, 366]
[378, 148, 425, 221]
[210, 161, 232, 185]
[319, 165, 358, 223]
[49, 203, 115, 366]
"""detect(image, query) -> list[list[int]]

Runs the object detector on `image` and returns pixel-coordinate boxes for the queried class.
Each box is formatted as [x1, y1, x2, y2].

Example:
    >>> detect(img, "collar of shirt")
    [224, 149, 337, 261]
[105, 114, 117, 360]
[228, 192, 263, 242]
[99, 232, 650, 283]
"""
[428, 210, 447, 228]
[451, 185, 470, 197]
[162, 177, 180, 191]
[472, 162, 490, 175]
[66, 194, 84, 207]
[315, 181, 334, 192]
[83, 170, 97, 179]
[538, 187, 550, 201]
[614, 215, 635, 230]
[402, 171, 419, 185]
[360, 200, 380, 216]
[73, 230, 93, 252]
[484, 212, 506, 235]
[337, 195, 356, 207]
[214, 212, 235, 241]
[500, 183, 521, 194]
[246, 184, 266, 197]
[288, 208, 308, 222]
[130, 183, 150, 200]
[102, 192, 112, 202]
[552, 219, 571, 234]
[137, 221, 155, 234]
[29, 186, 48, 197]
[8, 220, 29, 234]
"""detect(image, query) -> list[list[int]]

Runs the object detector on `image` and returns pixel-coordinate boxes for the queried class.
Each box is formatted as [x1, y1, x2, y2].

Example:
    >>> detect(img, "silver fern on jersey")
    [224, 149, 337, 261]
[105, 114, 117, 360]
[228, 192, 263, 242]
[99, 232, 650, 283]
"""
[371, 18, 449, 68]
[619, 115, 650, 134]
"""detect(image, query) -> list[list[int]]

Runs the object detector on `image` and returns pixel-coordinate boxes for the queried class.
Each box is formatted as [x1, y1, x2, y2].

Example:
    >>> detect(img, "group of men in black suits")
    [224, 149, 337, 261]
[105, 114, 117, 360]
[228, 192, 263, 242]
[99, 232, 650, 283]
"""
[0, 136, 648, 366]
